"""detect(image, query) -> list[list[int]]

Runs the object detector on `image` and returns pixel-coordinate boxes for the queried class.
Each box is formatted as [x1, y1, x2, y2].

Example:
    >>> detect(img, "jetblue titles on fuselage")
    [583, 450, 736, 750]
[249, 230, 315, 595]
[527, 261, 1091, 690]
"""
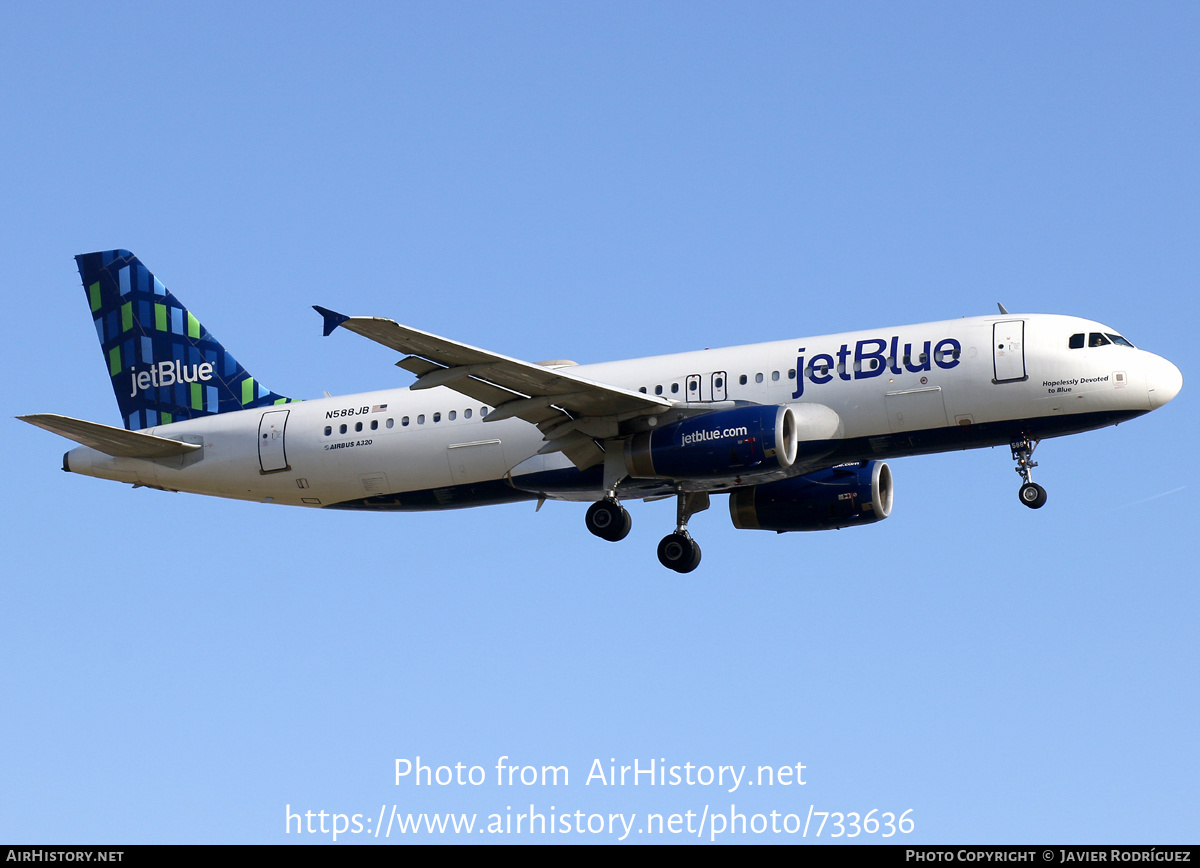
[792, 335, 961, 398]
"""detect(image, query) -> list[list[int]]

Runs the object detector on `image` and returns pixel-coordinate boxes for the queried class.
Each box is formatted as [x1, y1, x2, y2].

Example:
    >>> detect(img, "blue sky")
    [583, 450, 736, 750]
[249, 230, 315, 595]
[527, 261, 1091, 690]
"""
[2, 2, 1196, 844]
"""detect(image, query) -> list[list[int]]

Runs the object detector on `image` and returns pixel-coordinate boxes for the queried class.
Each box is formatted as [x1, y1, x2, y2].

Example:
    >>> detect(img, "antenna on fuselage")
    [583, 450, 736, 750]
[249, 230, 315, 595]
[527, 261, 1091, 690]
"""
[997, 303, 1010, 315]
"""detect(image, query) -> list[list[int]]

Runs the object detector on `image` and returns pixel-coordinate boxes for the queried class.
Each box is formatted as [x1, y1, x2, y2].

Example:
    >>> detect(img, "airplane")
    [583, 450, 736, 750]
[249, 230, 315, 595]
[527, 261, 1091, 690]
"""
[20, 250, 1183, 572]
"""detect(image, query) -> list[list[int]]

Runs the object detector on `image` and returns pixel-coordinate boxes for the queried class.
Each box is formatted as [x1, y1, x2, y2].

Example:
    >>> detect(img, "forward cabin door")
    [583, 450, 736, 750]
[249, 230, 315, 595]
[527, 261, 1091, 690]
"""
[993, 320, 1027, 383]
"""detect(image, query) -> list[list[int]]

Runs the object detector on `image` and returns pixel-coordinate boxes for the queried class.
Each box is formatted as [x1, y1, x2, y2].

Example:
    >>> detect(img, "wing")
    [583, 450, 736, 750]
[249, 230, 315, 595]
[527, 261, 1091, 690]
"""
[313, 307, 671, 469]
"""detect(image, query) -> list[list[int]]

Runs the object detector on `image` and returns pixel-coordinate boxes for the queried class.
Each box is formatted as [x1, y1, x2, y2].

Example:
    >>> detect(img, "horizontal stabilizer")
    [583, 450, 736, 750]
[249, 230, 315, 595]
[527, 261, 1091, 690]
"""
[18, 414, 202, 459]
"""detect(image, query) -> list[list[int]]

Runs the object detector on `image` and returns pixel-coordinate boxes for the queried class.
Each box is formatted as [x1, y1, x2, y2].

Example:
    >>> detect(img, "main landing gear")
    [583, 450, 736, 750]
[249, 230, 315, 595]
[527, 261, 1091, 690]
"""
[585, 498, 631, 542]
[1010, 434, 1047, 509]
[657, 492, 709, 574]
[584, 490, 709, 573]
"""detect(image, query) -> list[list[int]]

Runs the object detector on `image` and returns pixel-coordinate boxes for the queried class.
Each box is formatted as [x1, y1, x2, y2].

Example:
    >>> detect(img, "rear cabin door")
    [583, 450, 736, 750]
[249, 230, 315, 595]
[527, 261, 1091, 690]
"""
[258, 409, 290, 473]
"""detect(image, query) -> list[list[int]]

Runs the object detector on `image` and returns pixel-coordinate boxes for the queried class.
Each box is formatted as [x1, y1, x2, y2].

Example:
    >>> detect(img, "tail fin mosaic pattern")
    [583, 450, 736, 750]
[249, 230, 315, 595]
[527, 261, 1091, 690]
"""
[77, 250, 295, 430]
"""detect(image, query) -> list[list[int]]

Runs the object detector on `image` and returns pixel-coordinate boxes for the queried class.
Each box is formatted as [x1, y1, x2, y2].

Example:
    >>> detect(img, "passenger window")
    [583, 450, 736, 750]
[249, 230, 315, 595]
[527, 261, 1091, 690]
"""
[386, 418, 394, 429]
[449, 410, 456, 420]
[671, 383, 679, 393]
[755, 373, 763, 383]
[655, 385, 663, 395]
[339, 424, 347, 434]
[418, 415, 425, 424]
[1069, 333, 1085, 349]
[771, 371, 779, 381]
[370, 420, 378, 430]
[433, 412, 441, 423]
[355, 421, 362, 432]
[324, 426, 331, 436]
[402, 416, 409, 427]
[739, 375, 747, 385]
[639, 387, 647, 393]
[465, 408, 472, 419]
[788, 369, 796, 379]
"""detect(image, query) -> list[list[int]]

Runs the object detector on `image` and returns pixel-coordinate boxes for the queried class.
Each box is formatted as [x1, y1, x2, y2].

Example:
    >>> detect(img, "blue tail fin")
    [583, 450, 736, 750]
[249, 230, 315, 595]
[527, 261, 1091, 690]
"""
[76, 250, 295, 430]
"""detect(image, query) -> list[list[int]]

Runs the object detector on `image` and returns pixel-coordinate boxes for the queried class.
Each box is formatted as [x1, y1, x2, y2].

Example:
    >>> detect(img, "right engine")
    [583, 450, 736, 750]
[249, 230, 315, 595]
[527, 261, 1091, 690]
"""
[728, 461, 894, 532]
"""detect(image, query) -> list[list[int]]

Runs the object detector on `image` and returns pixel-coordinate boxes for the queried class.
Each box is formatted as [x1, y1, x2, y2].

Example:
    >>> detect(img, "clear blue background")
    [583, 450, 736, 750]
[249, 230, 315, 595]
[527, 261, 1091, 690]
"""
[2, 1, 1195, 843]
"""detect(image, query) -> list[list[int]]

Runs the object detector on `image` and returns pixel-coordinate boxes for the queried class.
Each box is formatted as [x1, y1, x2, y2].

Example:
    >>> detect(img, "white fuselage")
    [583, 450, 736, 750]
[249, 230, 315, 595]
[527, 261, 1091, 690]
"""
[63, 314, 1181, 510]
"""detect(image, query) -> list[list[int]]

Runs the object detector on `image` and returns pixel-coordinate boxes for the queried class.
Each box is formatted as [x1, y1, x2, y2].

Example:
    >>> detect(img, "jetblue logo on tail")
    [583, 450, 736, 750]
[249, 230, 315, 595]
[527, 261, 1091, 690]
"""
[76, 249, 296, 430]
[128, 361, 214, 397]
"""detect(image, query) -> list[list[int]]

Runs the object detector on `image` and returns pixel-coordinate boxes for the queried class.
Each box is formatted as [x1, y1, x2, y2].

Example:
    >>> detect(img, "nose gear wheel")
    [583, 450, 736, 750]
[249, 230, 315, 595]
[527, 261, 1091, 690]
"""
[1010, 434, 1047, 509]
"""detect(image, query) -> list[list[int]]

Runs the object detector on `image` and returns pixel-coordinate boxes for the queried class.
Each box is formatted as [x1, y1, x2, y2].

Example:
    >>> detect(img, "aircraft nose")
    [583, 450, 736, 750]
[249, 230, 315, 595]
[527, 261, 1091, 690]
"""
[1146, 353, 1183, 409]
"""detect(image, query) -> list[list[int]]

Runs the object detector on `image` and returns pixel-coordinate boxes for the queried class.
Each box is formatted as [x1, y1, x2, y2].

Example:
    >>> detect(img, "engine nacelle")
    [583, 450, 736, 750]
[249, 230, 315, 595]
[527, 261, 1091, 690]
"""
[729, 461, 894, 532]
[625, 405, 799, 480]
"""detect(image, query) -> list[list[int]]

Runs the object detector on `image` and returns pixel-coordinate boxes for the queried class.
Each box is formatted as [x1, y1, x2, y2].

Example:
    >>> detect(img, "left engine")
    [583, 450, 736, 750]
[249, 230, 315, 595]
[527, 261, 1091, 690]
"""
[728, 460, 894, 532]
[624, 404, 799, 480]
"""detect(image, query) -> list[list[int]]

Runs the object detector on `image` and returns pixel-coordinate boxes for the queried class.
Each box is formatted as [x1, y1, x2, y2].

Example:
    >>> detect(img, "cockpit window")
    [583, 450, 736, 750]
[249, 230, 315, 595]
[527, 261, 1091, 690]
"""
[1088, 333, 1111, 347]
[1106, 333, 1135, 348]
[1069, 333, 1085, 349]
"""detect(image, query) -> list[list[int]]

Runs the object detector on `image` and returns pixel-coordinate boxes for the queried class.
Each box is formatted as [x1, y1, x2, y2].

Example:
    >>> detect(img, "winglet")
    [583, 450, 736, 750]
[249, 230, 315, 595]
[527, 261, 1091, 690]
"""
[313, 305, 350, 337]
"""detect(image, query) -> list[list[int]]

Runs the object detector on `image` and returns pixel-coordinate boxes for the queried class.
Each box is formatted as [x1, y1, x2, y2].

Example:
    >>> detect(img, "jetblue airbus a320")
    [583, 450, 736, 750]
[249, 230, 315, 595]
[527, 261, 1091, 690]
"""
[21, 250, 1182, 572]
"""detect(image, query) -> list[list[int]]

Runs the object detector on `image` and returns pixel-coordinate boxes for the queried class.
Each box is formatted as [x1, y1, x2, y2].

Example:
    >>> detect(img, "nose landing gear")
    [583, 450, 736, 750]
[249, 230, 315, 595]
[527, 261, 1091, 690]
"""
[1011, 434, 1047, 509]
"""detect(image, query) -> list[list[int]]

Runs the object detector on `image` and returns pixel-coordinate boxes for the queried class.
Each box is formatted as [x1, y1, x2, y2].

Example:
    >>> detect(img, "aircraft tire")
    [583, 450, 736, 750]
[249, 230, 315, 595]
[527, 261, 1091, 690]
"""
[1019, 482, 1047, 509]
[657, 533, 701, 573]
[586, 500, 631, 542]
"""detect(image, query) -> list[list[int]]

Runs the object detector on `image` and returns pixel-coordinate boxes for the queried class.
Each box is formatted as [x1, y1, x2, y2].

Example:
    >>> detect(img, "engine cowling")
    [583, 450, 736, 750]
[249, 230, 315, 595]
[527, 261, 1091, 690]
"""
[625, 405, 799, 480]
[729, 461, 894, 532]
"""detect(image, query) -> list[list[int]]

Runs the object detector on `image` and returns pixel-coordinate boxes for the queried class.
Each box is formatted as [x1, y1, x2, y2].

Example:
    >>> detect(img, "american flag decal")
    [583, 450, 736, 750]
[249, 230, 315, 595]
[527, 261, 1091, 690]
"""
[372, 404, 388, 413]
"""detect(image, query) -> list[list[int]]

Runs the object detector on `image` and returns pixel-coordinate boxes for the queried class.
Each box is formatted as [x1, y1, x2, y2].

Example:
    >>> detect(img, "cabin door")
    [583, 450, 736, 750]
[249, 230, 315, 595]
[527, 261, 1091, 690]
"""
[993, 320, 1026, 383]
[258, 410, 290, 473]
